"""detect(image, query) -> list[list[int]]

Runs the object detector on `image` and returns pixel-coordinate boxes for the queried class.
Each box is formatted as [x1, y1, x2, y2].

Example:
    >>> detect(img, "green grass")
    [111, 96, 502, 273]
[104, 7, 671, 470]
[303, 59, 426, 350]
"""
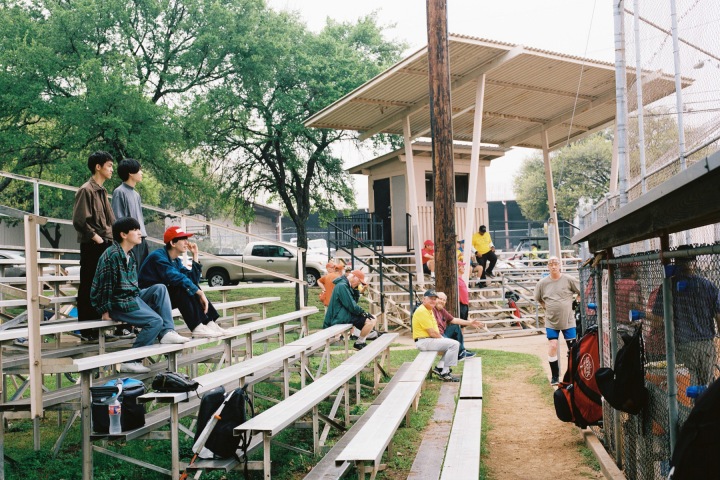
[3, 287, 601, 479]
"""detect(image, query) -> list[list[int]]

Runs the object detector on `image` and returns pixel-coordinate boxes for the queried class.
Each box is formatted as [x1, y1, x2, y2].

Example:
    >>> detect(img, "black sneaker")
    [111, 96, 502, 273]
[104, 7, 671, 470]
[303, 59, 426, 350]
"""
[440, 372, 460, 382]
[551, 376, 559, 386]
[432, 366, 452, 377]
[462, 350, 476, 359]
[353, 342, 366, 351]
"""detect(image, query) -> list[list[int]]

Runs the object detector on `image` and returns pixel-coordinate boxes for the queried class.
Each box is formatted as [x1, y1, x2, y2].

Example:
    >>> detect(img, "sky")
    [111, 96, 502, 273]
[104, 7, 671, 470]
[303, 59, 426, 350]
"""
[267, 0, 615, 208]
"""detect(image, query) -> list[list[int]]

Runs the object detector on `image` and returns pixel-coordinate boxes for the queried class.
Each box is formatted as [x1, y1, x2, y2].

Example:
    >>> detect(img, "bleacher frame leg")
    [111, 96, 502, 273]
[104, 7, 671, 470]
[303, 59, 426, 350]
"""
[312, 405, 319, 454]
[300, 352, 307, 388]
[282, 359, 290, 399]
[81, 371, 92, 480]
[0, 411, 4, 480]
[263, 433, 272, 479]
[171, 404, 180, 480]
[344, 381, 351, 426]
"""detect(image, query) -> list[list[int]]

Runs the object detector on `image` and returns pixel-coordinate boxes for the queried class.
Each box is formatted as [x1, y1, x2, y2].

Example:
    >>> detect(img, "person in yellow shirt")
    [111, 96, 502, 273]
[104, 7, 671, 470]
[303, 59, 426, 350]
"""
[412, 290, 460, 382]
[471, 225, 497, 280]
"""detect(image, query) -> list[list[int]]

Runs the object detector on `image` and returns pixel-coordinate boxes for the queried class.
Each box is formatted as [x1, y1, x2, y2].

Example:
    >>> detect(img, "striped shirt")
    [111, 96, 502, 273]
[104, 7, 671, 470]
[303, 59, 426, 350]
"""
[91, 242, 141, 314]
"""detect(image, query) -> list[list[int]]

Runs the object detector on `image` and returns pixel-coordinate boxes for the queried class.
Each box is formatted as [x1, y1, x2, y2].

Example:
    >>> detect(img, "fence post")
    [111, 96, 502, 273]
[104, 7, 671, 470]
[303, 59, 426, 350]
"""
[607, 262, 623, 468]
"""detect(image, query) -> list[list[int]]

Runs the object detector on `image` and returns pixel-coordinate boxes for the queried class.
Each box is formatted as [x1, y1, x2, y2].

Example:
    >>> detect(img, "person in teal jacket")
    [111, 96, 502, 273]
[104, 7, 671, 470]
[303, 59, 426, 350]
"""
[323, 270, 376, 350]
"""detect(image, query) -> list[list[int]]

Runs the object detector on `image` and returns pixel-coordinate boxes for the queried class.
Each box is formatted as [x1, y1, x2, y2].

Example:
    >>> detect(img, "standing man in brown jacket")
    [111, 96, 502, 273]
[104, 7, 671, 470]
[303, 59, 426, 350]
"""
[72, 151, 116, 337]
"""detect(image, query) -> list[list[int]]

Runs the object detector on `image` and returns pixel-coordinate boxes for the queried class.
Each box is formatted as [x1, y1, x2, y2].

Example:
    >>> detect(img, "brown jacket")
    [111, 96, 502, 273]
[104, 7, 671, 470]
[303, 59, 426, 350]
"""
[72, 178, 115, 243]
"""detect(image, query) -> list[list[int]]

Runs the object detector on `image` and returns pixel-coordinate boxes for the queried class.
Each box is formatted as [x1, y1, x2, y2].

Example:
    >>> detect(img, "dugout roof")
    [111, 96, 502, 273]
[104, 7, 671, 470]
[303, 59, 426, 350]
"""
[304, 34, 688, 151]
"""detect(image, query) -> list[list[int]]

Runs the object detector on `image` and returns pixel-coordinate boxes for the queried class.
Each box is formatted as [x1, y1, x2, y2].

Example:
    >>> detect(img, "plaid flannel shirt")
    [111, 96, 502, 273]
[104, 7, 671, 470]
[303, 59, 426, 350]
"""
[91, 242, 141, 314]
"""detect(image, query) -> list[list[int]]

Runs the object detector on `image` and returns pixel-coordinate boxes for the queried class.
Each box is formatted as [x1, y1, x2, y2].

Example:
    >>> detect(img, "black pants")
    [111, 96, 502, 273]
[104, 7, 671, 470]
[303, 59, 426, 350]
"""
[168, 285, 219, 331]
[459, 303, 469, 320]
[78, 240, 112, 321]
[477, 250, 497, 278]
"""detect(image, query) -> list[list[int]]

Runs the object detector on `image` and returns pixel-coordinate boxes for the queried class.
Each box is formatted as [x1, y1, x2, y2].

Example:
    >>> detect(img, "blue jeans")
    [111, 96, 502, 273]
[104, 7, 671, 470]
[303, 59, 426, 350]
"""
[110, 284, 175, 348]
[443, 323, 466, 357]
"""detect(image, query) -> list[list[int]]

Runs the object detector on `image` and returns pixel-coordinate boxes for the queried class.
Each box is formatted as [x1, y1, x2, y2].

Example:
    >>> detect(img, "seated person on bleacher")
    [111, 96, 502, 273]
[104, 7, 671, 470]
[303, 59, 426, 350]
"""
[323, 269, 376, 351]
[91, 217, 189, 374]
[434, 291, 483, 361]
[412, 289, 460, 382]
[139, 226, 225, 338]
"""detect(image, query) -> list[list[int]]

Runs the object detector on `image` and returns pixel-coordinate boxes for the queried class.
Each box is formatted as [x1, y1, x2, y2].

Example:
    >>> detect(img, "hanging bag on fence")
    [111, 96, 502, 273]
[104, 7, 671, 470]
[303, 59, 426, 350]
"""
[553, 326, 603, 428]
[595, 325, 649, 414]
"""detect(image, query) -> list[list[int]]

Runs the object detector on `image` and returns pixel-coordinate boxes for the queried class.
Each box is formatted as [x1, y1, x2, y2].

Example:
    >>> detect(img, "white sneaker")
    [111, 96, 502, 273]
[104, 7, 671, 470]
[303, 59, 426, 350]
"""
[119, 361, 150, 374]
[206, 321, 227, 334]
[160, 330, 190, 344]
[191, 324, 221, 338]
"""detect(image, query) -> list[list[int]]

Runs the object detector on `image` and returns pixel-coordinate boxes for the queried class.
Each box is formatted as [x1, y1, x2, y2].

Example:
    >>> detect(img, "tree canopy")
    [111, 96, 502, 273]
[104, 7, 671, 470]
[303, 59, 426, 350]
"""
[0, 0, 404, 250]
[513, 132, 613, 221]
[185, 11, 405, 243]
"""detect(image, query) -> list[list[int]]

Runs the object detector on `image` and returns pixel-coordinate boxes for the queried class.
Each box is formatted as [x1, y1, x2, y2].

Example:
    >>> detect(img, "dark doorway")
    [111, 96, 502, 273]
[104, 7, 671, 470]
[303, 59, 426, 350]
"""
[373, 178, 392, 246]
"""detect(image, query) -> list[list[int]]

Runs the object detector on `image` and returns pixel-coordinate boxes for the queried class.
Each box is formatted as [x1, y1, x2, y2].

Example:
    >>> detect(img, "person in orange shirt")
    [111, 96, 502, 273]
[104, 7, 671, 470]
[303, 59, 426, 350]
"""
[318, 261, 341, 307]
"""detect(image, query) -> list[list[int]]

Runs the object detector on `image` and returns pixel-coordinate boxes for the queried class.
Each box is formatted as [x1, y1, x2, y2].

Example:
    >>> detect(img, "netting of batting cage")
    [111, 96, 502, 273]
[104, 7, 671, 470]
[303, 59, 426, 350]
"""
[579, 244, 720, 479]
[578, 0, 720, 234]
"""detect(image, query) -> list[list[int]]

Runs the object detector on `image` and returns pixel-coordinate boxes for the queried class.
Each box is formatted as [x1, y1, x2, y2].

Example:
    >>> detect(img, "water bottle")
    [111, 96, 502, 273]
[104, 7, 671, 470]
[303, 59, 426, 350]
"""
[108, 395, 122, 434]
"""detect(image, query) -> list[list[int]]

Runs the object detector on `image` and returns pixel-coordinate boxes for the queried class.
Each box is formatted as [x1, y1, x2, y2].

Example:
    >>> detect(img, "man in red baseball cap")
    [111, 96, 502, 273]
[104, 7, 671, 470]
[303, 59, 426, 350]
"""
[139, 226, 225, 338]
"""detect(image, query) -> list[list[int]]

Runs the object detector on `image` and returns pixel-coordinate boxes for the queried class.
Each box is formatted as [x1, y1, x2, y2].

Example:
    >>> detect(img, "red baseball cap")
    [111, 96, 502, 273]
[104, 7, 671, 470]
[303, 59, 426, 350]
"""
[164, 226, 194, 244]
[424, 240, 434, 246]
[350, 270, 368, 285]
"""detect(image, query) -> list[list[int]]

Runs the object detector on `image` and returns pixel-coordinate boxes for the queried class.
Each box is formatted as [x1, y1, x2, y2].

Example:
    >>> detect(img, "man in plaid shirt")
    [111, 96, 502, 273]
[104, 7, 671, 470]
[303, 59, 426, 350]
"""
[91, 217, 188, 373]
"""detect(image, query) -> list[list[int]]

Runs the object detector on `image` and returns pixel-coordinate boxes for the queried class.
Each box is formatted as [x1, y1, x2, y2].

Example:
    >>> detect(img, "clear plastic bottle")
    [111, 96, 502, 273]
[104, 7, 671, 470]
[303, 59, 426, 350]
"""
[108, 395, 122, 434]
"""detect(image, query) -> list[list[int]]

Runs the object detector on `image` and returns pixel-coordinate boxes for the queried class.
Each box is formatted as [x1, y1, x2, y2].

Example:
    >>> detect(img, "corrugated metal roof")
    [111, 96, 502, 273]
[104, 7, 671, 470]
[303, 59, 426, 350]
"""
[305, 35, 690, 151]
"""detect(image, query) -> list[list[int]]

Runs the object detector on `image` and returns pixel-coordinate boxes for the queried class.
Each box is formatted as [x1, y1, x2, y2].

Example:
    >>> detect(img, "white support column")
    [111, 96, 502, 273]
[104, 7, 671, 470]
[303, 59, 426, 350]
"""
[462, 75, 486, 284]
[402, 116, 425, 287]
[670, 0, 687, 170]
[633, 0, 648, 194]
[541, 132, 561, 258]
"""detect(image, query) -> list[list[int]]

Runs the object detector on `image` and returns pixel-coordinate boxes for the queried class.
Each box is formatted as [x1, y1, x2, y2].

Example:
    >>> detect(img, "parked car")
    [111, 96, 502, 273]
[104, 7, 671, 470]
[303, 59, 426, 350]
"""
[201, 242, 328, 287]
[289, 238, 335, 257]
[0, 250, 59, 277]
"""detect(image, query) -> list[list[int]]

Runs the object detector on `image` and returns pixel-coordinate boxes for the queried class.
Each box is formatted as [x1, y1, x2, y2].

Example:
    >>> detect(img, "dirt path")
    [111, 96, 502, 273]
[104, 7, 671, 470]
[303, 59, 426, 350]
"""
[467, 334, 604, 480]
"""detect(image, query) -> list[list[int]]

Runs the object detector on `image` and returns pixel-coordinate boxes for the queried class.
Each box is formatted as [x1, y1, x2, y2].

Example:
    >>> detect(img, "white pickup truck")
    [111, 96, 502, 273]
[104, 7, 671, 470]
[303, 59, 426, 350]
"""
[200, 242, 328, 287]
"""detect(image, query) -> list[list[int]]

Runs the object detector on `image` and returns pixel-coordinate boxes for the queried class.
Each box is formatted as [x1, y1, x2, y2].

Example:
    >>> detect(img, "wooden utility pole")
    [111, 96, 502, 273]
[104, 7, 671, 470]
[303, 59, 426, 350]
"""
[427, 0, 458, 314]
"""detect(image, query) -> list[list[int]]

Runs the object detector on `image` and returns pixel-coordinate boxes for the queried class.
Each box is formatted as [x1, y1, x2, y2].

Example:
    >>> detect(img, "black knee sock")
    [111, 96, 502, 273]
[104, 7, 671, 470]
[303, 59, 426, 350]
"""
[550, 359, 560, 378]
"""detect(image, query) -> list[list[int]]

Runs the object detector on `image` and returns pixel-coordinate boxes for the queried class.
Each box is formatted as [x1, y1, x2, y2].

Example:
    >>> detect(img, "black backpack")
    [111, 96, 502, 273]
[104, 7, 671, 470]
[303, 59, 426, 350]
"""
[595, 325, 648, 414]
[670, 377, 720, 479]
[195, 386, 254, 460]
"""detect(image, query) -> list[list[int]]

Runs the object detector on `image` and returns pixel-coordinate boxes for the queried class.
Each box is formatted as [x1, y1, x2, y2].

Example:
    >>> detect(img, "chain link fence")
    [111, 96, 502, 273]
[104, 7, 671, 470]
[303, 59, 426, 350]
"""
[578, 244, 720, 479]
[578, 0, 720, 247]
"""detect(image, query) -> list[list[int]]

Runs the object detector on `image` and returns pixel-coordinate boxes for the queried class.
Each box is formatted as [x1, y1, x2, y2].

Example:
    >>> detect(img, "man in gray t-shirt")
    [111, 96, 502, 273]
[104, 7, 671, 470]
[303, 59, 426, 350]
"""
[112, 159, 149, 269]
[535, 256, 580, 386]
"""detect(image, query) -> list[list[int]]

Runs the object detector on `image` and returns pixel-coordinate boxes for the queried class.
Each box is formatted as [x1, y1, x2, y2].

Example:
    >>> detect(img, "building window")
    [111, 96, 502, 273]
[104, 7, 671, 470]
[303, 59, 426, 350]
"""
[425, 172, 469, 203]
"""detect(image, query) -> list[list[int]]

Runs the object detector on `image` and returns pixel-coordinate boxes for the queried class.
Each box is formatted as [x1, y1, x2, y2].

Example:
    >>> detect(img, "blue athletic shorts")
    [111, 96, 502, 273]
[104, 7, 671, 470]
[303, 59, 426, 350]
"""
[546, 327, 577, 340]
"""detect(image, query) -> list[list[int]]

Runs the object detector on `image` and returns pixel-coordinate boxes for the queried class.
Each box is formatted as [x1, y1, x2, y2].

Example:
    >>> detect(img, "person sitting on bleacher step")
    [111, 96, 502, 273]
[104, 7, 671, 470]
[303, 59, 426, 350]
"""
[323, 269, 377, 350]
[91, 217, 189, 374]
[138, 226, 225, 338]
[412, 289, 460, 382]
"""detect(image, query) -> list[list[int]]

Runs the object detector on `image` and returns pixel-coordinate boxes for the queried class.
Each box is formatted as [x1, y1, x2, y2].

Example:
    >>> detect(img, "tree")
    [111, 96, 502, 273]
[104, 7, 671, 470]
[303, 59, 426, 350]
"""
[186, 11, 405, 305]
[0, 0, 265, 216]
[513, 132, 613, 221]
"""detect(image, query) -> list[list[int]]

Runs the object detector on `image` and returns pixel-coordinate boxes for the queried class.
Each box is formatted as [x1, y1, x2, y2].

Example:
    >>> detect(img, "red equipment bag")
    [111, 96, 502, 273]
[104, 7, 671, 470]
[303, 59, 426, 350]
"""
[553, 326, 603, 428]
